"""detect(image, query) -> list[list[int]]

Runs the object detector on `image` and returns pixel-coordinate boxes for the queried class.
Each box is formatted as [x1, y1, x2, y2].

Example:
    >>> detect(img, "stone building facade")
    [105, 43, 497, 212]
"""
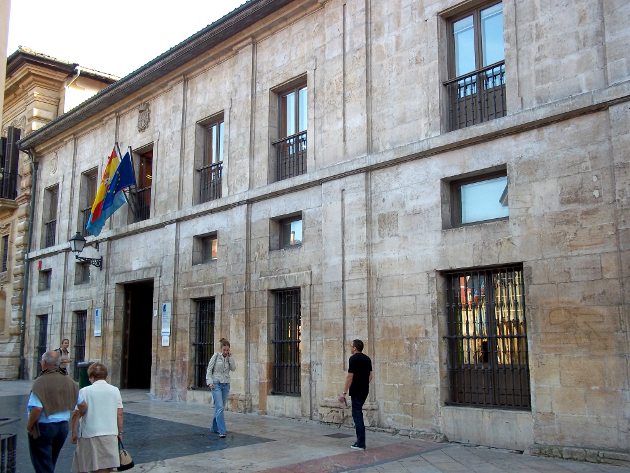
[17, 0, 630, 457]
[0, 47, 116, 378]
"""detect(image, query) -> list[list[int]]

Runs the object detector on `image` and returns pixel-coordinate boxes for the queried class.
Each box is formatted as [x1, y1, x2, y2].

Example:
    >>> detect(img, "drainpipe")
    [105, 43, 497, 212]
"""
[18, 149, 38, 380]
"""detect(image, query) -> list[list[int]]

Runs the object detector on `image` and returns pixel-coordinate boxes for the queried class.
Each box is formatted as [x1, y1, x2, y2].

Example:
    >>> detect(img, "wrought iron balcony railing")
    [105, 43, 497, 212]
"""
[273, 131, 307, 182]
[81, 208, 92, 237]
[136, 187, 151, 222]
[0, 168, 17, 200]
[444, 61, 506, 132]
[198, 162, 222, 204]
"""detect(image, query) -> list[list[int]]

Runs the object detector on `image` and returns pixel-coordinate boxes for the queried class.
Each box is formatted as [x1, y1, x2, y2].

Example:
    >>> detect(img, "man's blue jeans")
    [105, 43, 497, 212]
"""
[351, 396, 366, 448]
[28, 421, 69, 473]
[211, 382, 230, 435]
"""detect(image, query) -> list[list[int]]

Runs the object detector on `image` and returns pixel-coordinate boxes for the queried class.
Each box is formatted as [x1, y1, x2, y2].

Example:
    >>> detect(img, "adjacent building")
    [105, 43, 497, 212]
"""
[16, 0, 630, 458]
[0, 47, 116, 378]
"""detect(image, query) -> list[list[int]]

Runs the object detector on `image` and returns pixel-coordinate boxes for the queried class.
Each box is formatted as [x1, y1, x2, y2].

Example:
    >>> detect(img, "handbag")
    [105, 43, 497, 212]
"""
[118, 439, 134, 471]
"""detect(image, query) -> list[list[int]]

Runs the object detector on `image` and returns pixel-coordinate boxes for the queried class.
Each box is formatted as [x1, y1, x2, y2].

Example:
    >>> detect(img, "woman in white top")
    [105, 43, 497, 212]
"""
[70, 362, 123, 472]
[206, 338, 236, 438]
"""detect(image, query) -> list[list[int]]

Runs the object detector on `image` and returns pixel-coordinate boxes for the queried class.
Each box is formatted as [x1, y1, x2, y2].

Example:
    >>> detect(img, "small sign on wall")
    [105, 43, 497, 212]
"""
[162, 335, 170, 347]
[161, 303, 171, 336]
[94, 308, 102, 337]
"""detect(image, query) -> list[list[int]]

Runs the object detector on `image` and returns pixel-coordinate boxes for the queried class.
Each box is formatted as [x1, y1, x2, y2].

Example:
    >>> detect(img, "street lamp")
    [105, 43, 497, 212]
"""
[69, 232, 102, 270]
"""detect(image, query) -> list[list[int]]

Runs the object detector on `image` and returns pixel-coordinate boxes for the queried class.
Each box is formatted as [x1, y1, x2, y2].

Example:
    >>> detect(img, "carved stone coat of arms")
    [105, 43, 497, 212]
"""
[138, 102, 151, 132]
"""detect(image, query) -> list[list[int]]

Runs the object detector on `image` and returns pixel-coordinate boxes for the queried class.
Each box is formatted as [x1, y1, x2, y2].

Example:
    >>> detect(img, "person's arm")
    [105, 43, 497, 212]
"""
[206, 353, 217, 388]
[25, 407, 42, 433]
[117, 408, 124, 439]
[338, 373, 353, 404]
[369, 371, 373, 383]
[70, 401, 86, 444]
[228, 353, 236, 371]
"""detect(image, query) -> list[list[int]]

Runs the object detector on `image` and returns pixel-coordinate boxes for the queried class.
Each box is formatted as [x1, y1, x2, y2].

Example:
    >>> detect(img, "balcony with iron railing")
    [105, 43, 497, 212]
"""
[198, 162, 222, 204]
[44, 220, 56, 248]
[273, 131, 307, 182]
[80, 208, 92, 237]
[136, 187, 151, 222]
[444, 61, 506, 132]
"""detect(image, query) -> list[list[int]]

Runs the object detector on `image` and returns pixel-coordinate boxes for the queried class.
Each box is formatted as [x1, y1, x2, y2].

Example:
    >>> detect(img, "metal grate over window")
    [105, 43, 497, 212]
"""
[272, 289, 301, 395]
[36, 314, 48, 372]
[73, 311, 87, 380]
[193, 299, 215, 388]
[445, 265, 530, 409]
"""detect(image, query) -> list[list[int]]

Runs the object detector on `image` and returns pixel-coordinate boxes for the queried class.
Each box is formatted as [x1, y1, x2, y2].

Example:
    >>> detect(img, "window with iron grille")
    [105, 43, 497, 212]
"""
[193, 298, 215, 388]
[444, 1, 505, 131]
[73, 311, 87, 380]
[1, 235, 8, 272]
[36, 314, 48, 370]
[80, 169, 98, 237]
[38, 269, 51, 292]
[198, 119, 223, 204]
[42, 185, 59, 248]
[445, 264, 530, 409]
[272, 289, 301, 395]
[273, 83, 307, 181]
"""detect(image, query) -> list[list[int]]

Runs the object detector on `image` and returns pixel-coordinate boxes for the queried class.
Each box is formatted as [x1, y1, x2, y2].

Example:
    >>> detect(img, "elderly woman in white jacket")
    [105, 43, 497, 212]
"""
[206, 338, 236, 438]
[70, 362, 123, 472]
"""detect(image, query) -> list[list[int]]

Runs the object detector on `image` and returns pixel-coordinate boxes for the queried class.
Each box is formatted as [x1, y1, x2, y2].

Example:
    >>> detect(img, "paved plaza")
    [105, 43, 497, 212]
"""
[1, 379, 628, 473]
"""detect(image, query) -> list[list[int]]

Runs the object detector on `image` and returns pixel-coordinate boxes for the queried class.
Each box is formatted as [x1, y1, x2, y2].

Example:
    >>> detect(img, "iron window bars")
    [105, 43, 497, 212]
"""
[445, 265, 530, 409]
[193, 298, 215, 388]
[73, 311, 87, 380]
[272, 289, 301, 395]
[273, 131, 307, 182]
[198, 162, 222, 203]
[36, 314, 48, 371]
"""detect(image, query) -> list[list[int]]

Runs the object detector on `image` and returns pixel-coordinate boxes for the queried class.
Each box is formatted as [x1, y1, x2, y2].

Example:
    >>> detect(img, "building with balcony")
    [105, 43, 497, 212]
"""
[16, 0, 630, 459]
[0, 47, 117, 378]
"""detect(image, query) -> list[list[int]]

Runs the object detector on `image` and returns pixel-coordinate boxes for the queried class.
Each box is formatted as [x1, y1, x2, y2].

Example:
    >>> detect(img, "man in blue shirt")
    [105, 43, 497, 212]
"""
[26, 350, 86, 473]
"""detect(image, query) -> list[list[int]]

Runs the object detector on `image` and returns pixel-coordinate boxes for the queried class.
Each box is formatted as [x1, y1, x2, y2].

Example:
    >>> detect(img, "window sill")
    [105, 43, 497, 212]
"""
[445, 216, 508, 230]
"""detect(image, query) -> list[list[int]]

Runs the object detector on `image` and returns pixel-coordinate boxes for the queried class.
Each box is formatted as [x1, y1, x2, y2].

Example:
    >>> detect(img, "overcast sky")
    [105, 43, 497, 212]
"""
[7, 0, 248, 78]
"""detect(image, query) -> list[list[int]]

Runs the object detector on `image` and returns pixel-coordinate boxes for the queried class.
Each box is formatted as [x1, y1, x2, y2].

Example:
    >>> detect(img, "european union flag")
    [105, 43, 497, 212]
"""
[102, 152, 135, 209]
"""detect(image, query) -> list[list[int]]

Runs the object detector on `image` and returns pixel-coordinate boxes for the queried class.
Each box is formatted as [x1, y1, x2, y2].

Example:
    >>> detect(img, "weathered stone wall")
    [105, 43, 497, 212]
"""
[22, 0, 630, 454]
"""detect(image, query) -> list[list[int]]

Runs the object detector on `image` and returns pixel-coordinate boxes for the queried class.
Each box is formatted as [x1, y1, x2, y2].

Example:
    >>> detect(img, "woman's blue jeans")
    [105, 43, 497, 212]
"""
[211, 383, 230, 435]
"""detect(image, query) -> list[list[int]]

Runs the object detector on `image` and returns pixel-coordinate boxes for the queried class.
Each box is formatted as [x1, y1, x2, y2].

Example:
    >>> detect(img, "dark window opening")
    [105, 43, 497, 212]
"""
[136, 149, 152, 222]
[36, 314, 48, 375]
[1, 235, 8, 272]
[193, 298, 215, 389]
[272, 288, 301, 395]
[73, 311, 87, 380]
[445, 264, 530, 409]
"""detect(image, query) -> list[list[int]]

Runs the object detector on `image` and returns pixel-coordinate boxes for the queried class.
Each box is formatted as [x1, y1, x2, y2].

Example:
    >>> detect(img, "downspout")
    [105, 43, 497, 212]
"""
[18, 149, 38, 380]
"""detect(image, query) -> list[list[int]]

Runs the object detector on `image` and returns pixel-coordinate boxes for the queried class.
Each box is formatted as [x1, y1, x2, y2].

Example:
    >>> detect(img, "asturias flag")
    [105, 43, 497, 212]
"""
[86, 148, 136, 236]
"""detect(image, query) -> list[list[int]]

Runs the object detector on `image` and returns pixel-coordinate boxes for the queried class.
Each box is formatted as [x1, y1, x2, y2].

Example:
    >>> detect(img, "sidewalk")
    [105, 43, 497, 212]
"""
[2, 379, 628, 473]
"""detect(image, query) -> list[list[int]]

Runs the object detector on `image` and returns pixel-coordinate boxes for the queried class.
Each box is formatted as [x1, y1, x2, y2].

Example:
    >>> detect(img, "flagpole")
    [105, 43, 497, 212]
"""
[125, 145, 141, 222]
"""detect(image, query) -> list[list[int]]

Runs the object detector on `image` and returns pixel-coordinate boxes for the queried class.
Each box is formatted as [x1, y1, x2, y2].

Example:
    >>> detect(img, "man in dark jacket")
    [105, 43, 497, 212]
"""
[26, 350, 86, 473]
[339, 339, 373, 450]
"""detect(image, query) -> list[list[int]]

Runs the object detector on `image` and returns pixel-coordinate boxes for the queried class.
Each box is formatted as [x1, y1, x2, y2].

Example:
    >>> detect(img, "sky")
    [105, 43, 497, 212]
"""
[7, 0, 249, 78]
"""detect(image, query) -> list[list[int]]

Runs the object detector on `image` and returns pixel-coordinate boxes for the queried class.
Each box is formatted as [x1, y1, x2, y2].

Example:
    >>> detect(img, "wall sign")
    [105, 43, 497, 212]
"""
[94, 308, 102, 337]
[161, 302, 171, 336]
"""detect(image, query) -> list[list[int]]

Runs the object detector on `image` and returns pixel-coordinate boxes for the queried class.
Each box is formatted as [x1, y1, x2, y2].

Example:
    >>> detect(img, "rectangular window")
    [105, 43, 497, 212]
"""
[202, 235, 218, 263]
[445, 265, 529, 409]
[38, 269, 51, 292]
[451, 171, 508, 226]
[36, 314, 48, 370]
[445, 1, 505, 131]
[281, 217, 302, 248]
[136, 149, 152, 221]
[73, 311, 87, 380]
[1, 235, 8, 272]
[193, 299, 215, 388]
[273, 83, 307, 181]
[75, 263, 91, 285]
[198, 120, 224, 204]
[43, 185, 59, 248]
[272, 289, 301, 395]
[80, 169, 98, 237]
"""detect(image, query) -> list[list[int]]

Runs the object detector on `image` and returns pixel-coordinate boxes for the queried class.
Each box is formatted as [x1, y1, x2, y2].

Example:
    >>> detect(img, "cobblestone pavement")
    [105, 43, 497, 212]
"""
[2, 380, 628, 473]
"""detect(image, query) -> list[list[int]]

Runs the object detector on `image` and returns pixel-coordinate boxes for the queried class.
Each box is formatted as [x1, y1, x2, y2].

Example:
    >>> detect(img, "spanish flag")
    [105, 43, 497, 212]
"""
[86, 147, 135, 236]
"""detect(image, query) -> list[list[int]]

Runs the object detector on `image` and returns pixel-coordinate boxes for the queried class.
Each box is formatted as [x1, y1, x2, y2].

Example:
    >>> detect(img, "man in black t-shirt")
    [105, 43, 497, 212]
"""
[339, 339, 373, 450]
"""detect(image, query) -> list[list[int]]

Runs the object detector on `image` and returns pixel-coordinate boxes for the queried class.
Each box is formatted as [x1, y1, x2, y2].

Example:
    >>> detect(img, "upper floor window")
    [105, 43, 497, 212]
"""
[42, 185, 59, 248]
[273, 82, 307, 181]
[136, 148, 152, 222]
[449, 171, 508, 227]
[281, 216, 302, 248]
[198, 119, 223, 204]
[445, 2, 505, 131]
[1, 234, 8, 272]
[80, 169, 98, 237]
[38, 269, 52, 291]
[0, 126, 20, 200]
[193, 232, 218, 265]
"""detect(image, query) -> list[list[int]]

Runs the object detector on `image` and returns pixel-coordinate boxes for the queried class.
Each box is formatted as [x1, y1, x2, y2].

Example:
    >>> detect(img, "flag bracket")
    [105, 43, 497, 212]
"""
[69, 232, 103, 270]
